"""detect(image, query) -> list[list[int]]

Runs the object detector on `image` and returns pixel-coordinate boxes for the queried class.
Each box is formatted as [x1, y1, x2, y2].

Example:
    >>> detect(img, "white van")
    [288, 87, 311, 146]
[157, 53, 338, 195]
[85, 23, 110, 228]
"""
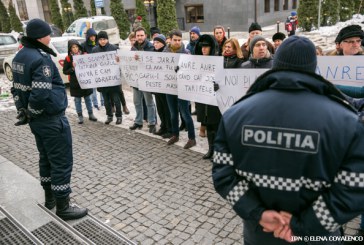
[63, 16, 121, 46]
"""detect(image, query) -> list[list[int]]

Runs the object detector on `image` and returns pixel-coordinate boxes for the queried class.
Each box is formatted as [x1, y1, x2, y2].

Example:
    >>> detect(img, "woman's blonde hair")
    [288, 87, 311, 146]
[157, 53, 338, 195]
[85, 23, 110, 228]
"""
[223, 38, 243, 59]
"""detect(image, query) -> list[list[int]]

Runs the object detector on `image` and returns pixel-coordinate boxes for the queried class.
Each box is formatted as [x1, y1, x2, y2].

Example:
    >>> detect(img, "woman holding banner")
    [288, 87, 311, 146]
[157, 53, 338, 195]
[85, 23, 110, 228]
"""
[195, 34, 221, 159]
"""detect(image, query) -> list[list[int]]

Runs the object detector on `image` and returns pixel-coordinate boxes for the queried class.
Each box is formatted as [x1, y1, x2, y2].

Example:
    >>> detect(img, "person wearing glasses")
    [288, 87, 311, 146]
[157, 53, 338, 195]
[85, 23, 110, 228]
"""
[335, 25, 364, 98]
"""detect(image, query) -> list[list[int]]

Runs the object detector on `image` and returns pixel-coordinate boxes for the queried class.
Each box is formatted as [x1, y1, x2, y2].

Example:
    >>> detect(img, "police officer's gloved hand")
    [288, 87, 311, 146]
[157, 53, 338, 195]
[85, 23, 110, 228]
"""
[213, 81, 219, 92]
[174, 66, 180, 73]
[15, 108, 30, 126]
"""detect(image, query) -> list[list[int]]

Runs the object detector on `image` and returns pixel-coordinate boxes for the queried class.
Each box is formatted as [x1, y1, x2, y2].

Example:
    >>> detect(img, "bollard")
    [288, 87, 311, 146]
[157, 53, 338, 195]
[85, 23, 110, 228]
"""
[227, 27, 230, 39]
[276, 21, 280, 32]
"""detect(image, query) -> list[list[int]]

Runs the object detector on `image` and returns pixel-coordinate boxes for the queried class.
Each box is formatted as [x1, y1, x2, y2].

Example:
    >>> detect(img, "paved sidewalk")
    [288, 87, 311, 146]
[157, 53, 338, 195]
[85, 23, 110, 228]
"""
[0, 110, 243, 244]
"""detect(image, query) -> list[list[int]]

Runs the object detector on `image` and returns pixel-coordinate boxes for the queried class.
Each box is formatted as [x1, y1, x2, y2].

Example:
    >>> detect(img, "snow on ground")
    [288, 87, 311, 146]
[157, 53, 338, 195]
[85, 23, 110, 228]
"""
[1, 14, 364, 154]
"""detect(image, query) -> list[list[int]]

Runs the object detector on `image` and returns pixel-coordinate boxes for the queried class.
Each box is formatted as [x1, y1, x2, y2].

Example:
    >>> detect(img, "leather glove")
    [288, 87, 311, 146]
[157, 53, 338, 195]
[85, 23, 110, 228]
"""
[14, 108, 30, 126]
[174, 66, 180, 73]
[213, 81, 219, 92]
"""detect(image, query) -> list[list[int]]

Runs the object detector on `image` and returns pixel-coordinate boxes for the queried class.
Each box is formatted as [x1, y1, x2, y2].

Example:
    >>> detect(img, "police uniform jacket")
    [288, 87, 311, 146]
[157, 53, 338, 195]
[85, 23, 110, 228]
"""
[92, 42, 120, 93]
[12, 36, 67, 118]
[212, 69, 364, 241]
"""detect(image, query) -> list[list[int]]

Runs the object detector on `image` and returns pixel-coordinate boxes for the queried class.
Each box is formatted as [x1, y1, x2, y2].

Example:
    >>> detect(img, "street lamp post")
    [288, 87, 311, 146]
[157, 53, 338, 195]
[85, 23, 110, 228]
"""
[144, 0, 155, 27]
[64, 7, 72, 24]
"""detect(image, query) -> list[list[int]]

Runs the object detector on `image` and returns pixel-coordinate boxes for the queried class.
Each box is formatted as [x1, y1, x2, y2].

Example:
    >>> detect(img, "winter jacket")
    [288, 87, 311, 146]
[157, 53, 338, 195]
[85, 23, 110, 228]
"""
[92, 42, 120, 93]
[163, 42, 190, 54]
[186, 39, 199, 54]
[240, 56, 273, 69]
[241, 40, 275, 62]
[63, 40, 93, 98]
[212, 69, 364, 244]
[194, 35, 222, 125]
[131, 39, 154, 52]
[81, 28, 97, 54]
[223, 55, 244, 68]
[11, 36, 67, 118]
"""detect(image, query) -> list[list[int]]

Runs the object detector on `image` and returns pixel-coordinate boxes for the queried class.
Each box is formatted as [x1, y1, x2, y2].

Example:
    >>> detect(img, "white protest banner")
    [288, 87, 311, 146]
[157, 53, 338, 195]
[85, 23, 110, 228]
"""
[118, 50, 141, 88]
[317, 56, 364, 86]
[137, 52, 179, 95]
[215, 69, 268, 114]
[73, 51, 121, 89]
[177, 55, 223, 106]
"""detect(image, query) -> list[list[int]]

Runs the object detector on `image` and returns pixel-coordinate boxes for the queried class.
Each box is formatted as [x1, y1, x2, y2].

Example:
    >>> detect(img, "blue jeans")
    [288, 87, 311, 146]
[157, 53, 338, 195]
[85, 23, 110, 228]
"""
[133, 87, 156, 125]
[166, 94, 195, 139]
[361, 214, 364, 230]
[91, 88, 98, 107]
[74, 95, 93, 114]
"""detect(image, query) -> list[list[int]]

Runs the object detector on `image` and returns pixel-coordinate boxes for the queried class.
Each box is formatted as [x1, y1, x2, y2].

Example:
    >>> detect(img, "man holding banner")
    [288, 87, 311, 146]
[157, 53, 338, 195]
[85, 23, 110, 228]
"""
[92, 31, 123, 125]
[130, 27, 157, 133]
[164, 30, 196, 149]
[212, 36, 364, 244]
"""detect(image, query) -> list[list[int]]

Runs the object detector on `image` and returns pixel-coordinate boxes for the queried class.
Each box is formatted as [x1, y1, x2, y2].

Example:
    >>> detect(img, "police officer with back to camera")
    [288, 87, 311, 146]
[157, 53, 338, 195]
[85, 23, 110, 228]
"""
[11, 18, 87, 220]
[212, 36, 364, 244]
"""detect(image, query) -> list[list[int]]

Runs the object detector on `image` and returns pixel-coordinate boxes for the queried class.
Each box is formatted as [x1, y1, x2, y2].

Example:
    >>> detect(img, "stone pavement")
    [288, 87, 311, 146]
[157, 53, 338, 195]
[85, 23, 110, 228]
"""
[0, 110, 243, 244]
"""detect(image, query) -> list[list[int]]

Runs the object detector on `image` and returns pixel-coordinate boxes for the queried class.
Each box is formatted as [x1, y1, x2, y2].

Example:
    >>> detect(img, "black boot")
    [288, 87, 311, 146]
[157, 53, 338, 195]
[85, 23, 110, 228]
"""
[202, 130, 215, 159]
[44, 186, 55, 210]
[77, 112, 84, 124]
[56, 197, 88, 221]
[104, 116, 113, 125]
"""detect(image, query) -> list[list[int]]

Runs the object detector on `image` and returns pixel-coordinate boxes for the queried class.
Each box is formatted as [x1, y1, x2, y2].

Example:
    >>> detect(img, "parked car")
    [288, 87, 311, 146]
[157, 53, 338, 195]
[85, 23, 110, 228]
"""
[2, 36, 85, 83]
[22, 20, 63, 37]
[0, 33, 19, 71]
[63, 16, 120, 46]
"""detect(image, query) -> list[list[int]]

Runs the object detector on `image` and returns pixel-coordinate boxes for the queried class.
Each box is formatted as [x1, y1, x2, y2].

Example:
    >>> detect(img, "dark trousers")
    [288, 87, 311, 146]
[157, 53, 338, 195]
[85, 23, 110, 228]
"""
[155, 93, 171, 133]
[118, 85, 127, 107]
[103, 89, 122, 118]
[29, 115, 72, 199]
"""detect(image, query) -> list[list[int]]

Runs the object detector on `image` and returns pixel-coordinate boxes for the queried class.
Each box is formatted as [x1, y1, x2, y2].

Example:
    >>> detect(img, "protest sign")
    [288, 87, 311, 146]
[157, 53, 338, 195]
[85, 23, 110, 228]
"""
[215, 69, 268, 114]
[73, 51, 121, 89]
[137, 52, 180, 94]
[118, 50, 141, 88]
[177, 55, 223, 106]
[317, 56, 364, 86]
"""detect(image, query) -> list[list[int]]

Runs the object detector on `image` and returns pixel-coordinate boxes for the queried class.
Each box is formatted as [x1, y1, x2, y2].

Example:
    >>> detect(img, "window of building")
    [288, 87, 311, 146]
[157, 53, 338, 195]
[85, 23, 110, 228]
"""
[292, 0, 297, 9]
[283, 0, 288, 10]
[16, 0, 28, 20]
[185, 5, 204, 23]
[274, 0, 279, 11]
[41, 0, 52, 23]
[264, 0, 270, 13]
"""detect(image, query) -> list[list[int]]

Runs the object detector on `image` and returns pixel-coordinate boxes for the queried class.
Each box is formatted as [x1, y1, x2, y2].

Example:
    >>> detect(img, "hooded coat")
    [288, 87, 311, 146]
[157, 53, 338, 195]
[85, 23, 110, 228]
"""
[63, 39, 93, 97]
[81, 28, 97, 54]
[194, 35, 222, 125]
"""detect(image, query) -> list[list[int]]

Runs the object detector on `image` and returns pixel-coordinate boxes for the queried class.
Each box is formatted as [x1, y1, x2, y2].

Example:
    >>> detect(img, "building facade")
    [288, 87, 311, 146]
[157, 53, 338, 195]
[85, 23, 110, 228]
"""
[5, 0, 298, 32]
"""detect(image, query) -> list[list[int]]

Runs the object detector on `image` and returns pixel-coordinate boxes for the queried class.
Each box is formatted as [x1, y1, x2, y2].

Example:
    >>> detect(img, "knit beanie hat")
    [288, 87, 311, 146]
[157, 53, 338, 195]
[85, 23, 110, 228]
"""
[249, 22, 262, 33]
[150, 27, 161, 37]
[249, 35, 267, 52]
[26, 18, 52, 39]
[190, 26, 201, 36]
[272, 32, 286, 41]
[97, 31, 108, 39]
[154, 34, 166, 46]
[336, 25, 364, 43]
[273, 36, 317, 73]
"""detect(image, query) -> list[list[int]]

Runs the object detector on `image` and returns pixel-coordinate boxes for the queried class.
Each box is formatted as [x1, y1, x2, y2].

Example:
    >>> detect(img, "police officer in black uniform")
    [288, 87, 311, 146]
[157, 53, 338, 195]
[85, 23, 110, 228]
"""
[212, 36, 364, 244]
[11, 19, 87, 220]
